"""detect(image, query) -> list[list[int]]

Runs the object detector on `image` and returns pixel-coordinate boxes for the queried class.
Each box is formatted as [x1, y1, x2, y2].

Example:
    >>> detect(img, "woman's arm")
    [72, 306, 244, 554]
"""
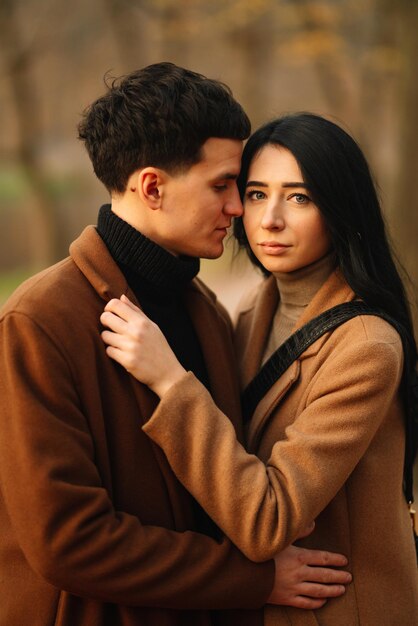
[101, 296, 401, 562]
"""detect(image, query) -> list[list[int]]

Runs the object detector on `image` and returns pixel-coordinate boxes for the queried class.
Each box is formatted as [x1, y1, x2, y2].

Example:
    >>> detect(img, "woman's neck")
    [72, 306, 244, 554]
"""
[274, 252, 337, 314]
[262, 252, 336, 364]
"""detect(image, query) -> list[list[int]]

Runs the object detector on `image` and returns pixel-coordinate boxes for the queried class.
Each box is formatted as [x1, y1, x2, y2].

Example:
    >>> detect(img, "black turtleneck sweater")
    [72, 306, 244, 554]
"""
[97, 204, 210, 389]
[97, 204, 217, 537]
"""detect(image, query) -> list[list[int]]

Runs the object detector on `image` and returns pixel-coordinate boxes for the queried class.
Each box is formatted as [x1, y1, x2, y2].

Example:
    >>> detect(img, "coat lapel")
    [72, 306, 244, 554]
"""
[185, 280, 243, 440]
[69, 226, 198, 530]
[239, 276, 279, 388]
[237, 276, 300, 450]
[70, 225, 128, 302]
[127, 378, 200, 530]
[293, 268, 355, 333]
[245, 268, 356, 450]
[246, 361, 300, 452]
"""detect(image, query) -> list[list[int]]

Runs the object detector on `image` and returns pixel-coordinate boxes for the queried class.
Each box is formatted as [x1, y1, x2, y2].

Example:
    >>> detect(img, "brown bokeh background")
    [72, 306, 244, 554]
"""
[1, 0, 417, 493]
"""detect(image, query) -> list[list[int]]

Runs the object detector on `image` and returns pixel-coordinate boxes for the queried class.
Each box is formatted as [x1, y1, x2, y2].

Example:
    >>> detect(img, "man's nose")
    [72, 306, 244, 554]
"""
[224, 186, 243, 217]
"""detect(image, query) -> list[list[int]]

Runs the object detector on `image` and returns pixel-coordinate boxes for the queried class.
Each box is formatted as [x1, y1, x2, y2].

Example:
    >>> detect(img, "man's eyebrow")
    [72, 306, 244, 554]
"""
[214, 172, 239, 181]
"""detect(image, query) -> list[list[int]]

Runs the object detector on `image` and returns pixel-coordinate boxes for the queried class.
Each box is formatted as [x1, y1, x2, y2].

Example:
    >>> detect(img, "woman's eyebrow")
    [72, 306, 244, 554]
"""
[282, 182, 309, 188]
[246, 180, 310, 189]
[246, 180, 268, 188]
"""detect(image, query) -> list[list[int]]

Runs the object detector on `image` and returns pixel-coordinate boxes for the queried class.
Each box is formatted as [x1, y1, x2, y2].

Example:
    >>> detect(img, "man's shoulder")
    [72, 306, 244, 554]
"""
[1, 256, 80, 316]
[0, 251, 102, 346]
[0, 256, 99, 364]
[1, 225, 122, 324]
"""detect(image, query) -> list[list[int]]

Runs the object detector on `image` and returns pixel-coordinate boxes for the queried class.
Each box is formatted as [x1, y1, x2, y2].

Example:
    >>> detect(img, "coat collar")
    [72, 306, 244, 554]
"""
[246, 268, 356, 450]
[69, 225, 129, 303]
[239, 277, 279, 389]
[186, 280, 243, 439]
[70, 226, 242, 523]
[293, 267, 354, 331]
[70, 225, 242, 437]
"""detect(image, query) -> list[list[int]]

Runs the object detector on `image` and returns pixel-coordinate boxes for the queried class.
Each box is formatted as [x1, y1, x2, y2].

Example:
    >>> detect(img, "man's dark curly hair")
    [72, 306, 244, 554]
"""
[78, 62, 250, 193]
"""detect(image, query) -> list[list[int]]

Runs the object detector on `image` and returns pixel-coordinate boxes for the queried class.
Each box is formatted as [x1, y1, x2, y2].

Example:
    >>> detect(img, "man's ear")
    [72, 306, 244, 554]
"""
[137, 167, 165, 209]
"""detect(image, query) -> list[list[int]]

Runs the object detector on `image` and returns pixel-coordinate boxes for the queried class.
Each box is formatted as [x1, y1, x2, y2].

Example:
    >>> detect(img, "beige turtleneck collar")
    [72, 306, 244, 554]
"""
[262, 252, 337, 364]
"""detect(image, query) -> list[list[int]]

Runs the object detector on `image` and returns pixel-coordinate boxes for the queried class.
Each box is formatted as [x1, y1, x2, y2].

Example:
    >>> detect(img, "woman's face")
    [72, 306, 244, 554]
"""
[243, 144, 331, 274]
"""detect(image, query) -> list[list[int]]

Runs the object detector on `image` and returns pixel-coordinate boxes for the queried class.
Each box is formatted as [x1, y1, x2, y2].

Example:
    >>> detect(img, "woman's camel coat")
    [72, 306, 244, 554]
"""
[144, 269, 418, 626]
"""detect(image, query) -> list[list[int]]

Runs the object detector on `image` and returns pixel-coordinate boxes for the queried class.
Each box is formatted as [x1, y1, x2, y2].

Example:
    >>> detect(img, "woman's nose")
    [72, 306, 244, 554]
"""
[261, 203, 285, 230]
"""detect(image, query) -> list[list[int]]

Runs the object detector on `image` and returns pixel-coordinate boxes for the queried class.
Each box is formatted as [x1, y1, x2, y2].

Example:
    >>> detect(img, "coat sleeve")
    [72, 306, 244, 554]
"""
[143, 330, 403, 562]
[0, 311, 273, 608]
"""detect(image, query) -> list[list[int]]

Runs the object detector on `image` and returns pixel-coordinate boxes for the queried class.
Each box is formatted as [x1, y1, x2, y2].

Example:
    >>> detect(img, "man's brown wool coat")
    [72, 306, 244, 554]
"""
[0, 226, 273, 626]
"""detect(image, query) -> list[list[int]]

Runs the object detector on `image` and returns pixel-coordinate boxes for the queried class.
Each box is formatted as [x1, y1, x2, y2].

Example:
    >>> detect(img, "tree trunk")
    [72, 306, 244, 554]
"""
[0, 0, 61, 268]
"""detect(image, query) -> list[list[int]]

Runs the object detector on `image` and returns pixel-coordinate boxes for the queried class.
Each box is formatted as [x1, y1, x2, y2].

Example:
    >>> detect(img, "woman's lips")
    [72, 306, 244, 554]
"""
[258, 241, 291, 254]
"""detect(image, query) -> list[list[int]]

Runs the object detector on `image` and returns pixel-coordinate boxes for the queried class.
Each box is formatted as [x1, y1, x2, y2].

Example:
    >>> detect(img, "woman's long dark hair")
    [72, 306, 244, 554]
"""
[234, 113, 418, 491]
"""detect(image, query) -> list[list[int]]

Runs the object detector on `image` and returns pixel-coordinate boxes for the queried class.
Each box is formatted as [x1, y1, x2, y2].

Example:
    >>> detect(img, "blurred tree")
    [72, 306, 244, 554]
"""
[272, 0, 418, 326]
[0, 0, 62, 267]
[0, 0, 416, 325]
[101, 0, 201, 71]
[390, 0, 418, 330]
[101, 0, 152, 68]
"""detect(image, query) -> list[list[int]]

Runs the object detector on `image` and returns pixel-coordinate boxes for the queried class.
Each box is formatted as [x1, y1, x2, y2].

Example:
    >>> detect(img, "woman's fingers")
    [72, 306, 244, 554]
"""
[120, 293, 141, 312]
[101, 329, 126, 349]
[100, 310, 129, 334]
[100, 296, 186, 396]
[104, 297, 145, 322]
[104, 344, 121, 361]
[104, 345, 131, 369]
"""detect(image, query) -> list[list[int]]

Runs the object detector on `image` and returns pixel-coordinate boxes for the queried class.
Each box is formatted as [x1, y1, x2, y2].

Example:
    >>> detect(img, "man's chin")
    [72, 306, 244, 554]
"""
[200, 245, 225, 260]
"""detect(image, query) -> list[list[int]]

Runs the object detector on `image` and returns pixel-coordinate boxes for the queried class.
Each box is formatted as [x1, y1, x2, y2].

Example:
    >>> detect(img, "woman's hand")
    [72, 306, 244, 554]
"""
[100, 295, 186, 397]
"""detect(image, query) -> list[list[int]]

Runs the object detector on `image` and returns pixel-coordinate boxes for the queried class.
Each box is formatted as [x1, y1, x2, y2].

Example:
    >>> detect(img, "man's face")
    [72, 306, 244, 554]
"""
[153, 138, 244, 259]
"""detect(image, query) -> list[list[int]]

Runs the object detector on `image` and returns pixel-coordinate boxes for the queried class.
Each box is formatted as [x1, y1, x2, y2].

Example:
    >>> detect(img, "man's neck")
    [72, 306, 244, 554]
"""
[96, 204, 200, 294]
[110, 199, 179, 258]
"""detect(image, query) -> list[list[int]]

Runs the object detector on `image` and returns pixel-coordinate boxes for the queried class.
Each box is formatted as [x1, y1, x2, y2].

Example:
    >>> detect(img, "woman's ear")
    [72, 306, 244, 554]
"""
[137, 168, 165, 209]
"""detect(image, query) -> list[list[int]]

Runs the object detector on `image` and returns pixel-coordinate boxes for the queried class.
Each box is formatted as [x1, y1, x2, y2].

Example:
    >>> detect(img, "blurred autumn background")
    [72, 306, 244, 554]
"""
[1, 0, 418, 497]
[0, 0, 417, 319]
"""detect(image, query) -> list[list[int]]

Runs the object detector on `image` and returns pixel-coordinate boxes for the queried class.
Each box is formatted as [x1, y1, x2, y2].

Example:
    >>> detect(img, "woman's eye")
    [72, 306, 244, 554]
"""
[214, 184, 227, 192]
[290, 193, 310, 204]
[247, 190, 266, 201]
